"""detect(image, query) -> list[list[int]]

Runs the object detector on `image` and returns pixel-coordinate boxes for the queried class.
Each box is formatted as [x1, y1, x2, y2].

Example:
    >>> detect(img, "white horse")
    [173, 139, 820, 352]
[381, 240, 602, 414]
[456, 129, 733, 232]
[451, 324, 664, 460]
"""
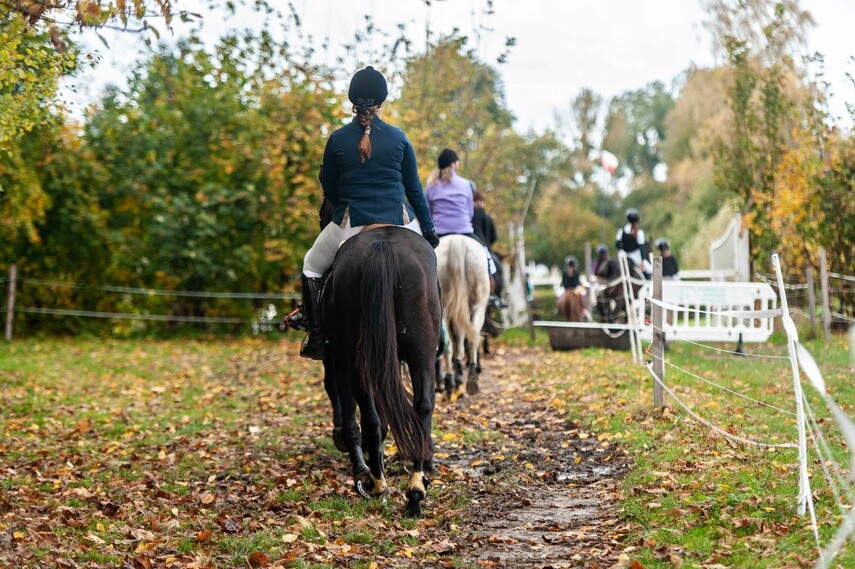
[435, 235, 491, 397]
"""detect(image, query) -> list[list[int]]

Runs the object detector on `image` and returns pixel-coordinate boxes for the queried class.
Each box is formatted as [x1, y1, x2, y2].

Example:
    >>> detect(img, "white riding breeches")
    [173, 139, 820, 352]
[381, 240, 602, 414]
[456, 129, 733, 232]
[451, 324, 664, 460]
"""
[484, 245, 497, 276]
[303, 217, 423, 278]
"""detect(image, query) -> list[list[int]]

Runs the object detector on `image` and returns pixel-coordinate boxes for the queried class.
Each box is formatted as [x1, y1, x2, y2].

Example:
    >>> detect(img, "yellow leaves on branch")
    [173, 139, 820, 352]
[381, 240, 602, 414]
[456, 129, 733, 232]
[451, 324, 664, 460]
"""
[769, 128, 824, 268]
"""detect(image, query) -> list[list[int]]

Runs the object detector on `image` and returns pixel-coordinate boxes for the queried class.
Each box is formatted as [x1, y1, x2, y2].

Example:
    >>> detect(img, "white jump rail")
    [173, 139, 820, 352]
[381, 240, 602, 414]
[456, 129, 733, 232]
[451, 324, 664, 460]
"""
[535, 280, 779, 348]
[636, 281, 778, 343]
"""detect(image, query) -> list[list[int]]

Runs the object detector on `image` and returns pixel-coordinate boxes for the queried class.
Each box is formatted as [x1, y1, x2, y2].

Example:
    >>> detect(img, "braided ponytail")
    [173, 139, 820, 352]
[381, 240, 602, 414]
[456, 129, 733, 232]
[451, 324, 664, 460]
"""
[355, 105, 380, 163]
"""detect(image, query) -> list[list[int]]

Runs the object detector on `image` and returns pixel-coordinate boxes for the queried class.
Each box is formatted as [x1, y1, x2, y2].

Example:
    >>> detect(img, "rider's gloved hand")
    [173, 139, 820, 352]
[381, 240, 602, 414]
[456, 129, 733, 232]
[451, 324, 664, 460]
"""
[423, 229, 440, 249]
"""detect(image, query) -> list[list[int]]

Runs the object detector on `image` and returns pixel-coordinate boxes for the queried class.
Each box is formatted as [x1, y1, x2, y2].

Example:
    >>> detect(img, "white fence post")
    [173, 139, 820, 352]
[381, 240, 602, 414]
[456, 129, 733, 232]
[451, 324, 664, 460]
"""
[652, 257, 664, 408]
[617, 252, 640, 365]
[850, 325, 855, 369]
[773, 254, 810, 516]
[820, 249, 831, 345]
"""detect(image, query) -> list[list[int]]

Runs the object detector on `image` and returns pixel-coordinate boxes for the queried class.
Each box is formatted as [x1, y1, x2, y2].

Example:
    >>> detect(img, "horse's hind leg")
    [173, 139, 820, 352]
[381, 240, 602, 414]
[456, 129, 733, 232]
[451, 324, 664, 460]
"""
[444, 337, 461, 398]
[465, 333, 482, 396]
[333, 363, 373, 496]
[403, 354, 435, 518]
[355, 391, 388, 499]
[323, 359, 347, 453]
[452, 357, 464, 393]
[336, 372, 368, 488]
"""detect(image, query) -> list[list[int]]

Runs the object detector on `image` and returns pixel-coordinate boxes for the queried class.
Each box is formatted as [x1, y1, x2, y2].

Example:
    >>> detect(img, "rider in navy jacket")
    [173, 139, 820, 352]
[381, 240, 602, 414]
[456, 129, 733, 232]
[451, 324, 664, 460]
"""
[296, 66, 439, 360]
[321, 117, 434, 231]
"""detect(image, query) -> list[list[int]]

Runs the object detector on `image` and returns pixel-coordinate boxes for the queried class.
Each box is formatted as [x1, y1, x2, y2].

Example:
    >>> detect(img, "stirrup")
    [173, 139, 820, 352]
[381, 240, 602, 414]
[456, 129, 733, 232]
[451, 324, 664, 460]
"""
[282, 307, 308, 332]
[300, 333, 325, 360]
[488, 295, 507, 310]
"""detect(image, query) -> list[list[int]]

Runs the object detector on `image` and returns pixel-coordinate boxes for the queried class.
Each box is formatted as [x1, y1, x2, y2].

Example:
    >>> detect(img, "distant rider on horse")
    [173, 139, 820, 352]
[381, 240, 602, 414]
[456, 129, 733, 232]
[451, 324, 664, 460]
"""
[615, 208, 651, 279]
[425, 148, 498, 294]
[561, 255, 581, 291]
[291, 66, 440, 360]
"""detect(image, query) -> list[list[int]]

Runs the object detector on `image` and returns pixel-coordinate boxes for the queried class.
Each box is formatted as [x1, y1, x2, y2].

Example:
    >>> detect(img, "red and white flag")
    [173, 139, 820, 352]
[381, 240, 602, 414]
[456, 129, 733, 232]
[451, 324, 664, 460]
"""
[600, 150, 618, 174]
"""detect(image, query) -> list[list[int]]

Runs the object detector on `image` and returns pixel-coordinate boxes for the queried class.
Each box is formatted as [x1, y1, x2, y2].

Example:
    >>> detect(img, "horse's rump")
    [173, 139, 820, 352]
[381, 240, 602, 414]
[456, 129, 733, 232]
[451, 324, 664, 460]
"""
[323, 226, 441, 460]
[437, 236, 480, 340]
[434, 234, 491, 396]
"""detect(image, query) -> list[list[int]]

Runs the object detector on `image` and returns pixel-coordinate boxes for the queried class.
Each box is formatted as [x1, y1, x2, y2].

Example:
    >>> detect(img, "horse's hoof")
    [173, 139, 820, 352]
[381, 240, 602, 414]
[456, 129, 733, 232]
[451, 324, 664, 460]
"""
[355, 470, 388, 499]
[354, 469, 373, 499]
[332, 427, 347, 453]
[454, 373, 464, 388]
[403, 490, 425, 519]
[466, 379, 480, 395]
[443, 373, 454, 393]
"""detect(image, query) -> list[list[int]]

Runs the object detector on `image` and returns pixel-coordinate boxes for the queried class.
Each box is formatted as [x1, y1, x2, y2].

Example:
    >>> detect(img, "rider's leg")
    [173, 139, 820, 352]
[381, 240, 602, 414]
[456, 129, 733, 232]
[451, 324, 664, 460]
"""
[466, 234, 504, 309]
[300, 219, 361, 360]
[299, 274, 324, 360]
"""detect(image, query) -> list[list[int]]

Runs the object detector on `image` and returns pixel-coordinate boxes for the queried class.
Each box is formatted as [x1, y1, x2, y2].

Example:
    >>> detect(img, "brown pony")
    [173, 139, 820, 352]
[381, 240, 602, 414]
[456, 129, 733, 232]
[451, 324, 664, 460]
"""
[557, 286, 592, 322]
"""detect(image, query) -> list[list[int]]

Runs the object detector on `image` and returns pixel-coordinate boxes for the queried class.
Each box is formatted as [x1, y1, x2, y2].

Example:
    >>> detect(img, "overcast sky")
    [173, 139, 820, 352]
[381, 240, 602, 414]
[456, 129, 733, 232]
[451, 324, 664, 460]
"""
[71, 0, 854, 132]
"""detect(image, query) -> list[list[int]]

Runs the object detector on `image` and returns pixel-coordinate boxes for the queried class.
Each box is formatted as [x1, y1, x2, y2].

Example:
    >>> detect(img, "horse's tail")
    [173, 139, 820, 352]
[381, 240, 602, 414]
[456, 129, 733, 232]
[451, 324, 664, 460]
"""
[444, 238, 477, 340]
[358, 239, 429, 461]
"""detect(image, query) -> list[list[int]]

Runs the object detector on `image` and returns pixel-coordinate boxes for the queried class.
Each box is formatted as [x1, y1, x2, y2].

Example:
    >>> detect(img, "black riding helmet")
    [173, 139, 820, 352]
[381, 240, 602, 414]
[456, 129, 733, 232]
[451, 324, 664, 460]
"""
[565, 255, 577, 266]
[596, 244, 608, 257]
[348, 65, 388, 107]
[626, 208, 640, 223]
[656, 238, 670, 251]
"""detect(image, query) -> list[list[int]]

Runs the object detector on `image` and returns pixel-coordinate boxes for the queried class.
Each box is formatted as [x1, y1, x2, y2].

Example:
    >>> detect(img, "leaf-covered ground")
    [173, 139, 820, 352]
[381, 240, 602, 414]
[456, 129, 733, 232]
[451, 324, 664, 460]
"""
[3, 332, 853, 568]
[0, 337, 629, 568]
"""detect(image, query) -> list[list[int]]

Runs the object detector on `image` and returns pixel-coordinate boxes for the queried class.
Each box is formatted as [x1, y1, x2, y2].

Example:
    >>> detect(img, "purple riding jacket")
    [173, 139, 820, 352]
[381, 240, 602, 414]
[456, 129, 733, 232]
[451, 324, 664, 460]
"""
[425, 172, 474, 235]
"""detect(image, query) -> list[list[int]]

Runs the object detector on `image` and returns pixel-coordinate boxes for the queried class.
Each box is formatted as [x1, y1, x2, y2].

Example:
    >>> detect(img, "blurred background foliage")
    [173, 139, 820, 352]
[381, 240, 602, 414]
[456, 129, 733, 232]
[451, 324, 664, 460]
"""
[0, 0, 852, 334]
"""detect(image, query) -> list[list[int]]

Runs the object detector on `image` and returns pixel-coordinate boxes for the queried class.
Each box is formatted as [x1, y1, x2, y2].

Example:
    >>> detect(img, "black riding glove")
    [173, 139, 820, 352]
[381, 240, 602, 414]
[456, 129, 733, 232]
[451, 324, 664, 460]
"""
[423, 229, 440, 249]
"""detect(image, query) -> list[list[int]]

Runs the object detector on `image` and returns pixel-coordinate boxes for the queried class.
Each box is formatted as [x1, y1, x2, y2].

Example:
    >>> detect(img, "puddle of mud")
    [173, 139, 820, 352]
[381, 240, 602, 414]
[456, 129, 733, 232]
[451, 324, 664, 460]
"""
[470, 480, 623, 569]
[556, 465, 619, 482]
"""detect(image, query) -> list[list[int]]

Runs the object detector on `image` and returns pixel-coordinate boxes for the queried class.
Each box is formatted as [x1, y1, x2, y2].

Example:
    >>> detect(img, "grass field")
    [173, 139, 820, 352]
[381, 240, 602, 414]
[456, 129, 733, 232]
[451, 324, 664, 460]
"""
[1, 329, 853, 567]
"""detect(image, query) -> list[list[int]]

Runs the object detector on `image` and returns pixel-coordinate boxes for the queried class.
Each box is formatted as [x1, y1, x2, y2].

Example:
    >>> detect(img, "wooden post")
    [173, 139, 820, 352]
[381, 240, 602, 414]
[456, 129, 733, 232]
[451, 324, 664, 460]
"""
[806, 265, 817, 331]
[819, 249, 831, 345]
[5, 263, 16, 341]
[652, 257, 664, 408]
[583, 241, 592, 282]
[849, 325, 855, 369]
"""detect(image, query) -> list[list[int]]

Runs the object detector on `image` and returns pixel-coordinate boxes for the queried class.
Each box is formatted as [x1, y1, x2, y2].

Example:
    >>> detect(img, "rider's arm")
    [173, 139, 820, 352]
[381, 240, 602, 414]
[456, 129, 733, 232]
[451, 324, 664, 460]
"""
[402, 138, 436, 234]
[320, 137, 339, 205]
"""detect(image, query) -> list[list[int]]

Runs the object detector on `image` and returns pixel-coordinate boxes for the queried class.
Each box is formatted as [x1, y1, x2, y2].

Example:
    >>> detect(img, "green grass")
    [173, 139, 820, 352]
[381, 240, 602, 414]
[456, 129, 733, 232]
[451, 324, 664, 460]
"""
[528, 330, 855, 567]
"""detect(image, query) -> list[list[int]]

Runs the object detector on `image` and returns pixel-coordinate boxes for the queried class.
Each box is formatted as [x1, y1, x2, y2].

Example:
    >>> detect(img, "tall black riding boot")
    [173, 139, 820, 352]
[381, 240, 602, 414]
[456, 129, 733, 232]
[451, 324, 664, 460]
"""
[300, 275, 325, 360]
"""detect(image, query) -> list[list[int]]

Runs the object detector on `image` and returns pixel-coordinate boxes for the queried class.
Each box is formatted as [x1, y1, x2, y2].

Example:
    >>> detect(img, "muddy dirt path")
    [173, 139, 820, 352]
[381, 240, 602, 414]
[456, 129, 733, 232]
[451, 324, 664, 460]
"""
[427, 345, 630, 568]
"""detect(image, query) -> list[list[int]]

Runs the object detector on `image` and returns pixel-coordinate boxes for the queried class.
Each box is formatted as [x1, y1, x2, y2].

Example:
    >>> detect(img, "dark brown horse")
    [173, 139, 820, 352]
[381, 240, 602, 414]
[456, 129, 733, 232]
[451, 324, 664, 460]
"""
[594, 260, 644, 323]
[321, 226, 441, 518]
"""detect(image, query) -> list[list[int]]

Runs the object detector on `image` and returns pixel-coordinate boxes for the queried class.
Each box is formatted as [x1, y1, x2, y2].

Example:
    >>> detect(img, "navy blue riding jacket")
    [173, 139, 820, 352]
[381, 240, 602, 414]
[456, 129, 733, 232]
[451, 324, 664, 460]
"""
[320, 117, 435, 233]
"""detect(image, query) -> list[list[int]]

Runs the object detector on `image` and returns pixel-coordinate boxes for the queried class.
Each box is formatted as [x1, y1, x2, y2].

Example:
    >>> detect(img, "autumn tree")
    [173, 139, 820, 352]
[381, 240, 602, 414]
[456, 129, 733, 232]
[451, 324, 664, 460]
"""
[708, 0, 816, 275]
[602, 81, 674, 178]
[84, 31, 338, 322]
[0, 119, 113, 334]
